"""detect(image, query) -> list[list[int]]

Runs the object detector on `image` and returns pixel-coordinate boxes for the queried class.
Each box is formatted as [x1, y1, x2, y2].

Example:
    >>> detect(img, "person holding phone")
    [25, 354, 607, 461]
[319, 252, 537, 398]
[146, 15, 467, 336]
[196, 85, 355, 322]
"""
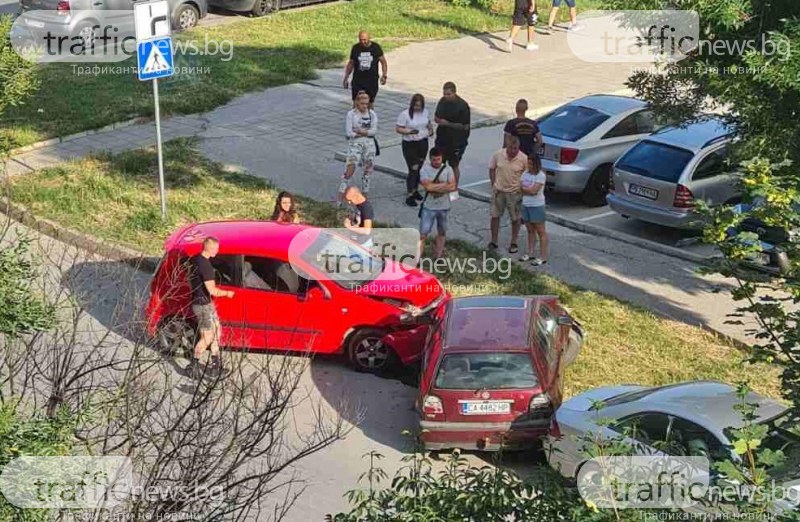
[396, 93, 433, 207]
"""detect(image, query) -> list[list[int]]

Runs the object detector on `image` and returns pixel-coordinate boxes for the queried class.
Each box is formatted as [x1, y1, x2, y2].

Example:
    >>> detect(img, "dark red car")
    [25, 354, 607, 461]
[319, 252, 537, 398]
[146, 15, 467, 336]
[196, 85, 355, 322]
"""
[146, 220, 448, 372]
[417, 296, 583, 451]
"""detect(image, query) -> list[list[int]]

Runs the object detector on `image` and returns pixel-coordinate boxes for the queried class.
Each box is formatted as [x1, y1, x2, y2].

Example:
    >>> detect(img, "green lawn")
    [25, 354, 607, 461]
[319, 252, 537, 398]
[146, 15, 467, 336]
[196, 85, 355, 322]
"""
[7, 138, 781, 399]
[1, 0, 602, 148]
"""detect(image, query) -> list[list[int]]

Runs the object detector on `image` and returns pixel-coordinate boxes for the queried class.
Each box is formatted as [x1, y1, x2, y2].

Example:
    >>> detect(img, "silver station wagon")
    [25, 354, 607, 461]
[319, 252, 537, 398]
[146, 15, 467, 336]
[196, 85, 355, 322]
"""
[607, 116, 740, 230]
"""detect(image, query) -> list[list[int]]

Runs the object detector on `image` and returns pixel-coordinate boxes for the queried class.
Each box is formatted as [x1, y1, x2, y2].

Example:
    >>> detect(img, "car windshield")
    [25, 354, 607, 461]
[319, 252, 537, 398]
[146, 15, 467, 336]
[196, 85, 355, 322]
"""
[538, 105, 610, 142]
[616, 140, 694, 182]
[434, 352, 538, 390]
[300, 231, 385, 290]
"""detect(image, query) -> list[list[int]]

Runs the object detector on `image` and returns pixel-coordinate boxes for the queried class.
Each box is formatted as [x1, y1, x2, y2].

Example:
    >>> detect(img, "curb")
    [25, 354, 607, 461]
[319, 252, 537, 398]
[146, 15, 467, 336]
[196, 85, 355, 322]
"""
[0, 198, 159, 274]
[9, 117, 146, 157]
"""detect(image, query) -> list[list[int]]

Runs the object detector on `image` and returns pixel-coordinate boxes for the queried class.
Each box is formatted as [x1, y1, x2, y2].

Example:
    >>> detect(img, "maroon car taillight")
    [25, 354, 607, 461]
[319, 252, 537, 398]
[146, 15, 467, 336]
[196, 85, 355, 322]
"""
[57, 0, 70, 15]
[529, 393, 551, 411]
[422, 395, 443, 415]
[559, 147, 579, 165]
[673, 184, 695, 209]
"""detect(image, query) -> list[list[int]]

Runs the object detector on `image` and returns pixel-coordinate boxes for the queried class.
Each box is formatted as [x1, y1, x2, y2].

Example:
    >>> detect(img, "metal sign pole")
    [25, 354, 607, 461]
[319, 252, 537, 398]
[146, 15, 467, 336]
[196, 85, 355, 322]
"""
[153, 77, 167, 219]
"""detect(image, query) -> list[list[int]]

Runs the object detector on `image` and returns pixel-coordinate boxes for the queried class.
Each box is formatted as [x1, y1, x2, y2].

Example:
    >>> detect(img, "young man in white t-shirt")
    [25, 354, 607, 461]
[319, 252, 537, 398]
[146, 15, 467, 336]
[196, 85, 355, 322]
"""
[520, 154, 548, 265]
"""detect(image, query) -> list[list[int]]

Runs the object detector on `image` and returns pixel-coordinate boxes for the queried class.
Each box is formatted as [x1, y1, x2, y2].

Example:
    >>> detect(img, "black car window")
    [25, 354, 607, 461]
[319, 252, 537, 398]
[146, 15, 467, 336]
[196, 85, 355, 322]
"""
[210, 255, 240, 287]
[692, 146, 729, 181]
[668, 417, 728, 460]
[615, 413, 671, 447]
[602, 113, 640, 139]
[616, 140, 694, 182]
[538, 105, 610, 142]
[244, 256, 310, 295]
[635, 110, 657, 134]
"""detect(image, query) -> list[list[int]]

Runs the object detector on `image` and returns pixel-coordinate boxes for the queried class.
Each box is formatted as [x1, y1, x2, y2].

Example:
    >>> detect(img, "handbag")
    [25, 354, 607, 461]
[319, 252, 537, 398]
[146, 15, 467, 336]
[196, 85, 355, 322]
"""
[418, 165, 448, 219]
[368, 111, 380, 156]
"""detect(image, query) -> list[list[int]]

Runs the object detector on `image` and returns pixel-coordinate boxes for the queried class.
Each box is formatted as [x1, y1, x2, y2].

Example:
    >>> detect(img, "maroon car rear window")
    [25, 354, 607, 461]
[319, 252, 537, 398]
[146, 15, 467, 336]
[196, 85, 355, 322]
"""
[446, 308, 529, 347]
[434, 353, 538, 390]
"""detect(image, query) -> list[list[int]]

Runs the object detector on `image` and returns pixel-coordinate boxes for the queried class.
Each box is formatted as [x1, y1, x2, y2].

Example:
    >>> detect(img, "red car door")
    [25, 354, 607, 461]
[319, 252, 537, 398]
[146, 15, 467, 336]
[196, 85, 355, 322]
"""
[533, 300, 566, 407]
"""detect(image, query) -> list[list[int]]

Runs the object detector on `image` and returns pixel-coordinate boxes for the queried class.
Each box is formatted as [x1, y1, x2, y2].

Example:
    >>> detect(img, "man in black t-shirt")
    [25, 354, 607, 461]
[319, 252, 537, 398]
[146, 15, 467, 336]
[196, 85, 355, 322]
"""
[503, 99, 543, 157]
[188, 237, 234, 379]
[343, 31, 388, 109]
[343, 186, 374, 248]
[434, 81, 471, 185]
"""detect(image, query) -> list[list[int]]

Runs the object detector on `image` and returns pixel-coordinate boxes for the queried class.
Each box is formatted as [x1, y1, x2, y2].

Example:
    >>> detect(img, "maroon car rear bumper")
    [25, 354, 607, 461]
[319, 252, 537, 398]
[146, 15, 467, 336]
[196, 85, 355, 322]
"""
[419, 419, 550, 451]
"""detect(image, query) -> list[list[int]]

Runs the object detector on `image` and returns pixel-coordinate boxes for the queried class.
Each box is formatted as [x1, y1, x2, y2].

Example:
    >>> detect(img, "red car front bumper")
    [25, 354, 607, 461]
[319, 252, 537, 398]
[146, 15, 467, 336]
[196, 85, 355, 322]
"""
[419, 418, 550, 452]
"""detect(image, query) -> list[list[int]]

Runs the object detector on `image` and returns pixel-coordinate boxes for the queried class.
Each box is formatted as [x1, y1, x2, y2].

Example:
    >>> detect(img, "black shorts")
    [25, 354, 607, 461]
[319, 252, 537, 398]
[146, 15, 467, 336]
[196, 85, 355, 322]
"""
[512, 8, 538, 26]
[352, 82, 378, 103]
[436, 141, 466, 168]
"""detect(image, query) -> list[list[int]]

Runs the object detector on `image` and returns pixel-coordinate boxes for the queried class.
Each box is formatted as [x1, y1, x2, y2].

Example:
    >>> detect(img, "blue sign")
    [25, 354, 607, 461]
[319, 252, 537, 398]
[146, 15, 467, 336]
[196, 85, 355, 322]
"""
[137, 36, 174, 81]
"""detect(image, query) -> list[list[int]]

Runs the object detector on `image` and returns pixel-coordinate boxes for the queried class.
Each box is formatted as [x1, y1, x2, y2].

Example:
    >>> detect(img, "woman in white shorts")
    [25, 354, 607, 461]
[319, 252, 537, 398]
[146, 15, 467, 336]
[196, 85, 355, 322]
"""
[520, 153, 548, 265]
[340, 91, 378, 202]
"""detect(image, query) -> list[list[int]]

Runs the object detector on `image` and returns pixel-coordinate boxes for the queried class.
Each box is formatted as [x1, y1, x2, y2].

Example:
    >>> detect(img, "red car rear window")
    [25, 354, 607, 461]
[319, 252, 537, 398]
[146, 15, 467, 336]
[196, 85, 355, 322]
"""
[434, 353, 538, 390]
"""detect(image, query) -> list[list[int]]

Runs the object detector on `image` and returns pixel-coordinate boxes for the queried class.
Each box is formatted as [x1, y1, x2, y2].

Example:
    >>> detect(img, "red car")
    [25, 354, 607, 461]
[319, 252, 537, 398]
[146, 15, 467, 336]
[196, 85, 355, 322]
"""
[417, 295, 583, 451]
[145, 220, 448, 372]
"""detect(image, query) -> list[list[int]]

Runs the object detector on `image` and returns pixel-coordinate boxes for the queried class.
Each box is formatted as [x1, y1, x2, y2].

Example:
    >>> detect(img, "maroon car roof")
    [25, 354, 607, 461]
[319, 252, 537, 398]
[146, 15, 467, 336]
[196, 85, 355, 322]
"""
[442, 296, 537, 351]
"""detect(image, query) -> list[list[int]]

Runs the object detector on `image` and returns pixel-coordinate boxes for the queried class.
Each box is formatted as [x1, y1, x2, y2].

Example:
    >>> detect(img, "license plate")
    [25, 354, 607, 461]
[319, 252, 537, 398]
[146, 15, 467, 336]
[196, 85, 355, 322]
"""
[460, 401, 511, 415]
[629, 184, 659, 200]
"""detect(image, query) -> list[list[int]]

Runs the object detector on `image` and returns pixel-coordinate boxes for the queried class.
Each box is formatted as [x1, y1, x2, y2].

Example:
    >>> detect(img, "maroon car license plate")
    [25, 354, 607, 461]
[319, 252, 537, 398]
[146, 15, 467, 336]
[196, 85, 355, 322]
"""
[460, 401, 512, 415]
[628, 184, 659, 201]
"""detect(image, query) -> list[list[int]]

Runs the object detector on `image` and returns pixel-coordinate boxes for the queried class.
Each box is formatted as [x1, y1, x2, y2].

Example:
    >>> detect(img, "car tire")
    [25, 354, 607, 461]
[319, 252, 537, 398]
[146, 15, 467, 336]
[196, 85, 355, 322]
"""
[346, 328, 396, 373]
[251, 0, 280, 17]
[581, 164, 613, 207]
[173, 4, 200, 30]
[157, 316, 196, 358]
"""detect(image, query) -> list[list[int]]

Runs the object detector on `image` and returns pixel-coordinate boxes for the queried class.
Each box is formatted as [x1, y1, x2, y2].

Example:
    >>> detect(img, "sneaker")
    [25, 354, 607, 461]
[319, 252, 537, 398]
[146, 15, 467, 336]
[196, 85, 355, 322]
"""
[568, 23, 583, 32]
[505, 37, 513, 53]
[525, 43, 539, 51]
[405, 195, 418, 207]
[531, 258, 547, 266]
[542, 26, 553, 35]
[509, 243, 519, 254]
[413, 191, 424, 201]
[487, 242, 498, 251]
[521, 254, 531, 262]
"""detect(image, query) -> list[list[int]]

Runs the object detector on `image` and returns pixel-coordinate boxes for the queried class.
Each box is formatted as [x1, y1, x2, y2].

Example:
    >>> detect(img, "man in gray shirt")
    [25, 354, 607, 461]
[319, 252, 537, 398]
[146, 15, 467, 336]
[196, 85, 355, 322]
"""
[419, 147, 457, 259]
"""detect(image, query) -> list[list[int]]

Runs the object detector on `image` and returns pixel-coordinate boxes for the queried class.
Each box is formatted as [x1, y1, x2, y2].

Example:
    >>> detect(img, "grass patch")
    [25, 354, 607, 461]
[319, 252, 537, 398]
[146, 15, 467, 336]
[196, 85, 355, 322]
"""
[1, 0, 509, 148]
[2, 0, 603, 148]
[7, 138, 781, 399]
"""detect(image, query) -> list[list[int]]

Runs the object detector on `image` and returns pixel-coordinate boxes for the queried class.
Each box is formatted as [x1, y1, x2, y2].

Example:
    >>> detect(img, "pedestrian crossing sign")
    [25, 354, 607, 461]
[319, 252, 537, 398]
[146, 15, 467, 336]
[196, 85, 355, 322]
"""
[137, 36, 174, 81]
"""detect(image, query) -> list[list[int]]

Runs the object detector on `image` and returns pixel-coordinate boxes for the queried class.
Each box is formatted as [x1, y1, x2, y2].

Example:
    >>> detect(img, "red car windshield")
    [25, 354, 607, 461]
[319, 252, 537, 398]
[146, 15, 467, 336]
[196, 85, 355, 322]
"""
[434, 353, 538, 390]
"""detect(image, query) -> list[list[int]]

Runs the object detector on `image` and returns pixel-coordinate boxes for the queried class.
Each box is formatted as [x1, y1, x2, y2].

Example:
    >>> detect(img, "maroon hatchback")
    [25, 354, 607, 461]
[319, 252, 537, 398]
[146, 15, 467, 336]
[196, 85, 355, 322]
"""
[417, 296, 583, 452]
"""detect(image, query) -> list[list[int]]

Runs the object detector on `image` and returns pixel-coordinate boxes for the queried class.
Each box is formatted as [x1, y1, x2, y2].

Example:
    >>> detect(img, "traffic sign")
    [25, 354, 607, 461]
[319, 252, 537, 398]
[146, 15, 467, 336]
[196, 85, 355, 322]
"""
[137, 37, 174, 81]
[133, 0, 171, 41]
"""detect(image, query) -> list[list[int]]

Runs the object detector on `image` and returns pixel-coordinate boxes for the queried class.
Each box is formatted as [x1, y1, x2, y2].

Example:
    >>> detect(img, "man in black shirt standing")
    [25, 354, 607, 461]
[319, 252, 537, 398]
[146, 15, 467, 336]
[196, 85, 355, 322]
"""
[503, 99, 543, 157]
[188, 237, 235, 379]
[434, 81, 471, 186]
[343, 30, 388, 109]
[343, 186, 374, 249]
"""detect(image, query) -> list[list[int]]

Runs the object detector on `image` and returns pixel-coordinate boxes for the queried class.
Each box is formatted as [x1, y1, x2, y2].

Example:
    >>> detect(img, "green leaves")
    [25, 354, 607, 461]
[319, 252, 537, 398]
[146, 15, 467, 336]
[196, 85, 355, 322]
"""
[0, 237, 55, 338]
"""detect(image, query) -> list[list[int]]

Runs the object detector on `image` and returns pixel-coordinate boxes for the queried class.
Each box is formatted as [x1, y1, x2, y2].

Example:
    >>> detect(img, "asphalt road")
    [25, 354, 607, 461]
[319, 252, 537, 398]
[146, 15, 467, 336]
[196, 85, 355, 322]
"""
[377, 124, 718, 260]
